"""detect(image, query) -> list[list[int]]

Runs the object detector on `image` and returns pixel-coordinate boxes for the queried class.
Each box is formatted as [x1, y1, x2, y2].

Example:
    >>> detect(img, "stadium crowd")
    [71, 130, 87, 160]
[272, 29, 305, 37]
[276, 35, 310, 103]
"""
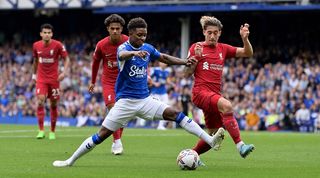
[1, 22, 320, 132]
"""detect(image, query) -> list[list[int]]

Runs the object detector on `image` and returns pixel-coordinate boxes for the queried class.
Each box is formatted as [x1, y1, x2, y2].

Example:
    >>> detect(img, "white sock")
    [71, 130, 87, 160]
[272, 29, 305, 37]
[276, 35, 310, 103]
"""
[114, 139, 122, 145]
[236, 141, 244, 151]
[179, 117, 213, 146]
[66, 136, 96, 165]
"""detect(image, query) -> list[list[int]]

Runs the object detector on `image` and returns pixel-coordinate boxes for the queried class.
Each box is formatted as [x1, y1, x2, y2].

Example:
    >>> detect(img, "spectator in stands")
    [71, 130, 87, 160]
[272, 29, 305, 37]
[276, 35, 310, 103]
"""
[245, 107, 260, 131]
[295, 103, 311, 132]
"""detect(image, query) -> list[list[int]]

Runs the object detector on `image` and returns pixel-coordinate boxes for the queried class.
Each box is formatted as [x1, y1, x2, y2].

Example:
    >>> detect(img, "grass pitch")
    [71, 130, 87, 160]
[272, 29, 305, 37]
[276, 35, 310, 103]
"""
[0, 124, 319, 178]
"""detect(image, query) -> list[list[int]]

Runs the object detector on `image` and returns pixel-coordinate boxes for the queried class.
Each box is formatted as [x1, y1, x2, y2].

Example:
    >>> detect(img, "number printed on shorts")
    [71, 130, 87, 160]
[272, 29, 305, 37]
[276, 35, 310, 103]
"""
[52, 88, 60, 97]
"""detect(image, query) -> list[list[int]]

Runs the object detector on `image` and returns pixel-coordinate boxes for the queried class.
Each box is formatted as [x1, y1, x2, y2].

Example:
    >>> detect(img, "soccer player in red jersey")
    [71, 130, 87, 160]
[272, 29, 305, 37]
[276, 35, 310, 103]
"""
[88, 14, 128, 155]
[185, 16, 255, 158]
[32, 23, 70, 140]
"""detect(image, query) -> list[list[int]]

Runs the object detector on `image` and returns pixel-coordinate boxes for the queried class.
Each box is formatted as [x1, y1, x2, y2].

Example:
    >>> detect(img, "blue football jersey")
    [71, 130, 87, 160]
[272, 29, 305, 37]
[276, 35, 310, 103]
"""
[150, 67, 170, 95]
[115, 41, 161, 100]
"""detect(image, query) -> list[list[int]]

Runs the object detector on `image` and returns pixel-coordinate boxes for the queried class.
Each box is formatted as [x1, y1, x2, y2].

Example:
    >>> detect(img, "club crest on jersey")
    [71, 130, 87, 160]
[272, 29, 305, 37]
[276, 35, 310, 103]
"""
[219, 53, 223, 60]
[50, 49, 54, 56]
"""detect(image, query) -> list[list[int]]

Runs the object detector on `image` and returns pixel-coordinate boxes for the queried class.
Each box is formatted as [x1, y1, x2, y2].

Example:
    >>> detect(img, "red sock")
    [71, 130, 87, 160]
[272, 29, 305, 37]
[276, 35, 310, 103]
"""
[193, 139, 211, 155]
[113, 128, 124, 142]
[37, 106, 45, 130]
[222, 112, 241, 144]
[50, 106, 58, 132]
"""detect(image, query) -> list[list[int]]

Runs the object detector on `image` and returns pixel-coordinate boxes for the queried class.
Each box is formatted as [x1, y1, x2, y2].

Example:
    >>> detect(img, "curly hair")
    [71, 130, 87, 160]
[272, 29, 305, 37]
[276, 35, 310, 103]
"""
[104, 14, 125, 27]
[127, 17, 147, 31]
[200, 16, 223, 30]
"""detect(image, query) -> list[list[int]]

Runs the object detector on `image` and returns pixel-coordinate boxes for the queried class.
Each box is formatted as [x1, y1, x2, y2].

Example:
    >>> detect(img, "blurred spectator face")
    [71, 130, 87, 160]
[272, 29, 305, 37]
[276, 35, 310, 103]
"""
[107, 22, 123, 39]
[203, 25, 221, 46]
[40, 28, 53, 43]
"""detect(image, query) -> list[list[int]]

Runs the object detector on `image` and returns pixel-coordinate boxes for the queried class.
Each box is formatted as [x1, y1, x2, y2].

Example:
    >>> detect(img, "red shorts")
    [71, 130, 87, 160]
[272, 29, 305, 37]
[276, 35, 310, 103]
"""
[102, 85, 116, 107]
[192, 90, 223, 129]
[36, 82, 60, 100]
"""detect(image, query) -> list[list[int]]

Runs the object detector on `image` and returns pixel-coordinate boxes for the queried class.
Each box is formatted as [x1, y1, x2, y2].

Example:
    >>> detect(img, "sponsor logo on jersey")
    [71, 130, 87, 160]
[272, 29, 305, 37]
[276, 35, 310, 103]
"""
[129, 65, 147, 78]
[39, 57, 54, 63]
[203, 62, 209, 70]
[202, 61, 223, 71]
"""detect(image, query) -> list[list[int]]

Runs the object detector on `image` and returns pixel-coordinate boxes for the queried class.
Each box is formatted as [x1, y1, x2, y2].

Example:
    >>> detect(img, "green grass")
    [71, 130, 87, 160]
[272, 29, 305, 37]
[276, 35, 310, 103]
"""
[0, 124, 320, 178]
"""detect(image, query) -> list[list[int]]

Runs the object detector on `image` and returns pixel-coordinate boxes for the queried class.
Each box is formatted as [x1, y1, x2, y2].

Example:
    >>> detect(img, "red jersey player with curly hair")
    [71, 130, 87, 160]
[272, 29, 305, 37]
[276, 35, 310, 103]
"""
[88, 14, 128, 155]
[185, 16, 255, 158]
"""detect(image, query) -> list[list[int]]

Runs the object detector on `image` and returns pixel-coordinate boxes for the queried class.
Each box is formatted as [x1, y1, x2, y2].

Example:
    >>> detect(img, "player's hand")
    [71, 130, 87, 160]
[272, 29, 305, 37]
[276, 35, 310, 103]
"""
[133, 51, 149, 59]
[240, 23, 250, 40]
[88, 83, 95, 94]
[195, 42, 203, 57]
[32, 74, 37, 83]
[58, 72, 66, 81]
[185, 56, 198, 67]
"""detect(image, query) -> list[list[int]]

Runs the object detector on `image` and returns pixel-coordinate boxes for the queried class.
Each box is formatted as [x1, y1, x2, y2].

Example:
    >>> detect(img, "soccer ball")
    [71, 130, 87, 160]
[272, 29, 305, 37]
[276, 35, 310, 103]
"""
[176, 149, 200, 170]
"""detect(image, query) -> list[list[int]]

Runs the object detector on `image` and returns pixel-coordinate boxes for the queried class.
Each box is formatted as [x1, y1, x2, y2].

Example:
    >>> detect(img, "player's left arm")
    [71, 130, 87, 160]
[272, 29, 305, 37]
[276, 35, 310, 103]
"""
[58, 55, 70, 82]
[235, 23, 253, 58]
[158, 54, 196, 66]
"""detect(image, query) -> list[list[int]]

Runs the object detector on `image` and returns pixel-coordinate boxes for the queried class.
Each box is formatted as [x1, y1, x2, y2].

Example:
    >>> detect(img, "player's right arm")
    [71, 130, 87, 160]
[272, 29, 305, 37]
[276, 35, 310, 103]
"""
[32, 43, 38, 83]
[89, 44, 102, 94]
[184, 43, 199, 78]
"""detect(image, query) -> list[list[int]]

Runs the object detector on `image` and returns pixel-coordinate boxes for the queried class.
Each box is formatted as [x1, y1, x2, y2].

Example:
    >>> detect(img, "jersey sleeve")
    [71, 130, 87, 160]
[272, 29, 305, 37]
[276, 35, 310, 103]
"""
[149, 45, 161, 62]
[187, 43, 196, 58]
[224, 44, 237, 59]
[58, 42, 68, 58]
[32, 43, 38, 59]
[91, 44, 102, 84]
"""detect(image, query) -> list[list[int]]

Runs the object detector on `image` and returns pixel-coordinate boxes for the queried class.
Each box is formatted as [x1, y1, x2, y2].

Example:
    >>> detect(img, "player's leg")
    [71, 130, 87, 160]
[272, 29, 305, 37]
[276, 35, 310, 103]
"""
[140, 96, 224, 148]
[53, 126, 114, 167]
[48, 83, 60, 140]
[156, 93, 170, 130]
[218, 97, 255, 158]
[192, 92, 225, 154]
[105, 93, 124, 155]
[35, 82, 47, 139]
[53, 99, 134, 167]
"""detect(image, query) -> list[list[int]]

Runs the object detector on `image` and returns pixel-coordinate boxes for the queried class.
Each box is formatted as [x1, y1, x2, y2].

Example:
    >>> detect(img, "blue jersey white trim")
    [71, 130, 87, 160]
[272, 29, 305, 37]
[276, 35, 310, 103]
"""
[115, 41, 161, 100]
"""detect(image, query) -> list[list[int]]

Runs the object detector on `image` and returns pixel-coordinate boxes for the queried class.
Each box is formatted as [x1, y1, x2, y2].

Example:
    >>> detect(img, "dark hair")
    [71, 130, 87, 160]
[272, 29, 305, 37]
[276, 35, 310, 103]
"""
[104, 14, 125, 27]
[127, 17, 147, 31]
[40, 23, 53, 31]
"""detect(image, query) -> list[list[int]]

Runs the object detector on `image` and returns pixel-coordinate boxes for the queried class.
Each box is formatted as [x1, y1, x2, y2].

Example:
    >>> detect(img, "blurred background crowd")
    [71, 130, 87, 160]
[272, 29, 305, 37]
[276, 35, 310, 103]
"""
[0, 8, 319, 132]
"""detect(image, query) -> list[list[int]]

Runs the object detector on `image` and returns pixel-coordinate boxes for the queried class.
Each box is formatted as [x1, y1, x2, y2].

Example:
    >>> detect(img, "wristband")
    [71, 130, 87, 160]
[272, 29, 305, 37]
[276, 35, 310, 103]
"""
[32, 74, 36, 80]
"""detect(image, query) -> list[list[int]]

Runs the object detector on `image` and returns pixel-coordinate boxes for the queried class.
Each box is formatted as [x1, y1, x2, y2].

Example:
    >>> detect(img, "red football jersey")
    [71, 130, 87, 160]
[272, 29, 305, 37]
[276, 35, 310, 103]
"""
[33, 39, 68, 83]
[91, 34, 128, 86]
[188, 42, 236, 93]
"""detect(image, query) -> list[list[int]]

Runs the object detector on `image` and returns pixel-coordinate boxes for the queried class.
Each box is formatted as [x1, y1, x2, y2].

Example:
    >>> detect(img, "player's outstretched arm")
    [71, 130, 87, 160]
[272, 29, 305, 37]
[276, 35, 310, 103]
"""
[236, 23, 253, 58]
[184, 58, 198, 78]
[119, 50, 149, 61]
[158, 53, 197, 66]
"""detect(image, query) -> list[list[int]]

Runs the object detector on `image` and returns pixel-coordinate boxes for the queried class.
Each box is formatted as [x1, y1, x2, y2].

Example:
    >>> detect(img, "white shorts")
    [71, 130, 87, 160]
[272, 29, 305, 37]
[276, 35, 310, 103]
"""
[102, 96, 169, 131]
[151, 93, 169, 104]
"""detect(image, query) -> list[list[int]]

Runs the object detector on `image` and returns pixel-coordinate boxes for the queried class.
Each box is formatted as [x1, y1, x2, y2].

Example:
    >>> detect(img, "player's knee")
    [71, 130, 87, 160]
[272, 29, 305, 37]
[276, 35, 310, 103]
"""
[98, 126, 113, 141]
[219, 100, 233, 114]
[162, 107, 178, 121]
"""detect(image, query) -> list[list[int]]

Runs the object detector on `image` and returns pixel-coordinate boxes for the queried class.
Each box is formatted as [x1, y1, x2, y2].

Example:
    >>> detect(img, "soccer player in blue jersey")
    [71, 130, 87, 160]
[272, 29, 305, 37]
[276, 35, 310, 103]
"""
[53, 17, 224, 167]
[150, 62, 172, 130]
